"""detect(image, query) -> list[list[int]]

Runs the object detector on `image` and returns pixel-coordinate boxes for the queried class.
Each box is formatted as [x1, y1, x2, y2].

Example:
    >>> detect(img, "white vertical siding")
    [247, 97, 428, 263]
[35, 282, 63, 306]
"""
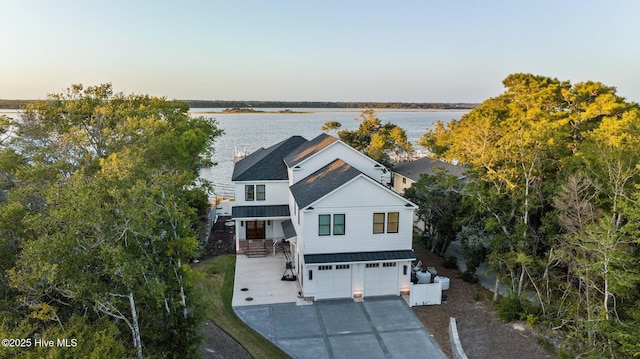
[233, 181, 290, 206]
[300, 177, 415, 254]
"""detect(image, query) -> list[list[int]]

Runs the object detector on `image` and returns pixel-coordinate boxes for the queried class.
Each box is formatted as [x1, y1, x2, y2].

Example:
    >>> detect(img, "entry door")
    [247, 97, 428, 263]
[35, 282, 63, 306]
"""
[246, 221, 265, 239]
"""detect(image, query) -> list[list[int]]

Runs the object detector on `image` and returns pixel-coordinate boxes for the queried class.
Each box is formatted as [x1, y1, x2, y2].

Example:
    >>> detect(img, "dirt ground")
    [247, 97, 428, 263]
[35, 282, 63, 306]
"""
[412, 247, 555, 359]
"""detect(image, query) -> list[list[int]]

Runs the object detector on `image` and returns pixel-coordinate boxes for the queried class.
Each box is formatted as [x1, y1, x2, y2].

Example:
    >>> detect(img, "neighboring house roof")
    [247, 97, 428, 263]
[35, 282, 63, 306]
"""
[393, 157, 466, 182]
[289, 159, 362, 209]
[232, 136, 308, 181]
[304, 250, 416, 264]
[231, 205, 290, 218]
[283, 133, 337, 167]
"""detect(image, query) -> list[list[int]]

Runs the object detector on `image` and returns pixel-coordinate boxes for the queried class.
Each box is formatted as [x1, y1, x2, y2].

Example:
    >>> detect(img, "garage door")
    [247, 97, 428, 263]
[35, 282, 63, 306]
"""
[364, 262, 399, 297]
[315, 264, 352, 299]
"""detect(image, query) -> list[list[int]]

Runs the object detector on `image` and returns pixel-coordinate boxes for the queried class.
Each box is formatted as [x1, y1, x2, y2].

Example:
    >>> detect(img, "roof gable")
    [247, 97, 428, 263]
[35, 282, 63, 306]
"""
[284, 133, 337, 168]
[312, 174, 416, 209]
[232, 136, 308, 181]
[289, 159, 361, 208]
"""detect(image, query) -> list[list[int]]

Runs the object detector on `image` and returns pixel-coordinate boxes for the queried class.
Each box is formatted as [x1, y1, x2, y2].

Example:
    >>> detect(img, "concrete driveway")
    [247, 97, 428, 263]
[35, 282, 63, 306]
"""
[232, 255, 447, 359]
[234, 297, 446, 359]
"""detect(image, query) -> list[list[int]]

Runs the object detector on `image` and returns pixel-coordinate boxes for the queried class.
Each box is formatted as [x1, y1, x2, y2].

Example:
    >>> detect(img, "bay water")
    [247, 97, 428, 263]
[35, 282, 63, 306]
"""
[197, 108, 469, 199]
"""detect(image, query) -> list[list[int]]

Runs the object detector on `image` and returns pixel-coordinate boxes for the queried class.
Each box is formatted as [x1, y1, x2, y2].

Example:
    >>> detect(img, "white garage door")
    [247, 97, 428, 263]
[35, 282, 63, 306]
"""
[315, 264, 352, 299]
[364, 262, 399, 297]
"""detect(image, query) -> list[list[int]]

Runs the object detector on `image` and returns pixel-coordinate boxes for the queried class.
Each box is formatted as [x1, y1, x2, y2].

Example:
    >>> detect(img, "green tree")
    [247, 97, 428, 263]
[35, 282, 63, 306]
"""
[403, 168, 464, 255]
[324, 109, 413, 165]
[420, 73, 640, 356]
[321, 120, 342, 134]
[0, 84, 222, 358]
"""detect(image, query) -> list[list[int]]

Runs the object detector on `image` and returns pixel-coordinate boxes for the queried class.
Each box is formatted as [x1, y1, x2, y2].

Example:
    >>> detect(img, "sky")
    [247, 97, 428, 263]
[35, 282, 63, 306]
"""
[1, 1, 639, 103]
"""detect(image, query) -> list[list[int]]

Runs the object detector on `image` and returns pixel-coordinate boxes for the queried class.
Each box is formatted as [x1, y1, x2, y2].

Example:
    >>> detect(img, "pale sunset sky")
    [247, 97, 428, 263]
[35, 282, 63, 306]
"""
[1, 0, 639, 103]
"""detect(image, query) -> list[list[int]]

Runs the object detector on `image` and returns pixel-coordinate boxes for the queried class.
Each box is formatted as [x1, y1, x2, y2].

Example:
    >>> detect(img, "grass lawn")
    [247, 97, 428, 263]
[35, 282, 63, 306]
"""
[193, 255, 289, 359]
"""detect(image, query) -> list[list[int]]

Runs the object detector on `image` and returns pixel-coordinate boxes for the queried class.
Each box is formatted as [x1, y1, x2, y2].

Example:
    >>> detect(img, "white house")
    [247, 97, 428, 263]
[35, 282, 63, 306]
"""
[231, 133, 418, 300]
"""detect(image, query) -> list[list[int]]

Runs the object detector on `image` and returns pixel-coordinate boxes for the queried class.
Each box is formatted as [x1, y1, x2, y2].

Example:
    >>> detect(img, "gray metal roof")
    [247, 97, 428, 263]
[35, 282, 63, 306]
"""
[232, 136, 308, 181]
[393, 157, 466, 182]
[281, 220, 297, 239]
[283, 133, 337, 167]
[304, 250, 416, 264]
[289, 159, 362, 209]
[231, 205, 290, 218]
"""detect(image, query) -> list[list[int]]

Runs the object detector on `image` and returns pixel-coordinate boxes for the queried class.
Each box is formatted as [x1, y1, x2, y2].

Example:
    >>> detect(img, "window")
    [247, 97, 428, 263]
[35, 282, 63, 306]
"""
[383, 262, 397, 267]
[387, 212, 399, 233]
[373, 213, 385, 234]
[336, 264, 350, 270]
[319, 265, 332, 270]
[402, 177, 407, 184]
[333, 214, 345, 235]
[245, 185, 254, 201]
[319, 215, 331, 236]
[319, 214, 345, 236]
[366, 263, 380, 268]
[245, 184, 265, 201]
[256, 185, 265, 201]
[374, 212, 399, 234]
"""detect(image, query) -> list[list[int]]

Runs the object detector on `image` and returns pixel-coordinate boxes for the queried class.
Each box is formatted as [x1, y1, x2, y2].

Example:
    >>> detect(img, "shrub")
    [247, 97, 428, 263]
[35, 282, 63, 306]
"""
[442, 256, 458, 269]
[495, 296, 524, 322]
[462, 270, 479, 283]
[472, 291, 485, 302]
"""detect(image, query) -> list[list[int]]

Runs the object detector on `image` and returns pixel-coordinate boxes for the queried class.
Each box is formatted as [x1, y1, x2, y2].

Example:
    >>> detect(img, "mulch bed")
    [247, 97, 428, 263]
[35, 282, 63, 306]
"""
[411, 247, 555, 359]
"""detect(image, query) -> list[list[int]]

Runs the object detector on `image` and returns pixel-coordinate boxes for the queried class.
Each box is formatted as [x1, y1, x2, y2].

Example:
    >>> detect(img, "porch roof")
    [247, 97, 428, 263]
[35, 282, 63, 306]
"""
[304, 249, 416, 264]
[232, 205, 290, 219]
[281, 220, 297, 239]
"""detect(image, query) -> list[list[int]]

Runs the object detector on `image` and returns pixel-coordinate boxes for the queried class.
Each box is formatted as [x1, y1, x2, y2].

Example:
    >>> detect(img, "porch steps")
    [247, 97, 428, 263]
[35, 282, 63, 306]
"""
[245, 242, 268, 258]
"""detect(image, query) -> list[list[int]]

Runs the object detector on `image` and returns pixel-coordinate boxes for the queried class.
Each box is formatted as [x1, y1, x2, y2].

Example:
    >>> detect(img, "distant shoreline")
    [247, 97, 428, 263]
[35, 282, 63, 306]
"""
[189, 108, 471, 115]
[0, 99, 478, 111]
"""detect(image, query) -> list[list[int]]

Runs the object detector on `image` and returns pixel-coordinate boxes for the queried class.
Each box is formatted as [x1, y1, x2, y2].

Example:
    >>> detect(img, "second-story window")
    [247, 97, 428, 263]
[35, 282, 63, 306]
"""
[333, 214, 345, 235]
[387, 212, 399, 233]
[245, 184, 266, 201]
[256, 185, 266, 201]
[319, 214, 331, 236]
[373, 213, 385, 233]
[319, 214, 345, 236]
[245, 185, 254, 201]
[373, 212, 399, 233]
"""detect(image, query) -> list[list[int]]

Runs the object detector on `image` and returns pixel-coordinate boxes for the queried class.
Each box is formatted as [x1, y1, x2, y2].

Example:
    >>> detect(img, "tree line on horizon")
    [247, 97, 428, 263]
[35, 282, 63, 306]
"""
[0, 98, 478, 110]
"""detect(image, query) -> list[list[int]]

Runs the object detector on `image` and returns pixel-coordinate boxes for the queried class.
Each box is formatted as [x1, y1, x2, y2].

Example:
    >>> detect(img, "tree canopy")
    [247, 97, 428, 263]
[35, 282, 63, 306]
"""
[324, 109, 413, 166]
[419, 73, 640, 357]
[0, 84, 222, 358]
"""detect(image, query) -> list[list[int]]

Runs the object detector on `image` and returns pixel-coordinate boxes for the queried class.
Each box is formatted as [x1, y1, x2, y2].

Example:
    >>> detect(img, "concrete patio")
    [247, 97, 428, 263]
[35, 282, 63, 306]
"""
[232, 252, 306, 307]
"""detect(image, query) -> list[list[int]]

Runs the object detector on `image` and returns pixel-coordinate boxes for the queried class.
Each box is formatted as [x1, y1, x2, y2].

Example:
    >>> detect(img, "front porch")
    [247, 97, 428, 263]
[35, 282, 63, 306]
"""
[237, 238, 290, 257]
